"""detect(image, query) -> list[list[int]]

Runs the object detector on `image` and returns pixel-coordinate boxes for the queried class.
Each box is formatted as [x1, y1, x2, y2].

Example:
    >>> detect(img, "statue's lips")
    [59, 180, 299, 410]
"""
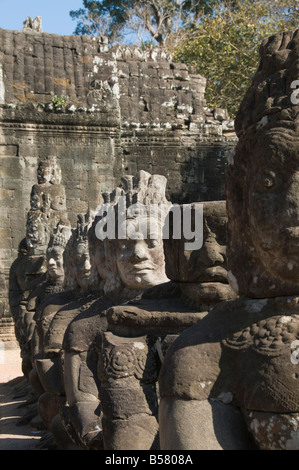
[128, 263, 155, 273]
[81, 270, 91, 278]
[48, 266, 58, 273]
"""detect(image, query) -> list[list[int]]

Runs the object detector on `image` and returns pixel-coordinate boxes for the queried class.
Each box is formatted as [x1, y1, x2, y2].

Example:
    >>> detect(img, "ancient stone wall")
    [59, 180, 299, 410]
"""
[0, 27, 237, 320]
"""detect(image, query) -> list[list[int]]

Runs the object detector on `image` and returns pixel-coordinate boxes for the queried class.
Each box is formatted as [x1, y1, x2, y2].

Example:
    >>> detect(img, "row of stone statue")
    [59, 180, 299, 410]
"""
[10, 28, 299, 450]
[10, 154, 235, 449]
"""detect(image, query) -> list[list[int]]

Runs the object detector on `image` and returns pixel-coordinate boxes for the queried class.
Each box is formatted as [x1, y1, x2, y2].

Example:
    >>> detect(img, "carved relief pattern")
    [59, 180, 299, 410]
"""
[259, 376, 299, 411]
[99, 336, 159, 384]
[101, 343, 146, 380]
[223, 315, 299, 357]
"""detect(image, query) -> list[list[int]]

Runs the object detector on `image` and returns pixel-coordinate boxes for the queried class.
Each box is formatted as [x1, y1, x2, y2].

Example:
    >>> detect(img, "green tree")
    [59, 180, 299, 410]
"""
[70, 1, 130, 40]
[70, 0, 219, 45]
[70, 1, 299, 116]
[170, 0, 298, 116]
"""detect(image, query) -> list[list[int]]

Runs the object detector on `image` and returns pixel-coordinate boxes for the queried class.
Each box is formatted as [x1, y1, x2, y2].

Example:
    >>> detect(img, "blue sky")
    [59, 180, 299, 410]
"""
[0, 0, 85, 35]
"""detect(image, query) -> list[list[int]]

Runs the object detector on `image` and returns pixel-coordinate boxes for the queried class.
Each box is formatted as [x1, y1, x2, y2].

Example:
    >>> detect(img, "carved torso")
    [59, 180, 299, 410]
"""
[159, 296, 299, 449]
[223, 311, 299, 412]
[30, 182, 66, 212]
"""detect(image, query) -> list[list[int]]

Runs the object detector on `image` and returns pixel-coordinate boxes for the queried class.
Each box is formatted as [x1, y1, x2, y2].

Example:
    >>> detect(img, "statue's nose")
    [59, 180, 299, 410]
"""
[83, 259, 91, 271]
[131, 242, 148, 261]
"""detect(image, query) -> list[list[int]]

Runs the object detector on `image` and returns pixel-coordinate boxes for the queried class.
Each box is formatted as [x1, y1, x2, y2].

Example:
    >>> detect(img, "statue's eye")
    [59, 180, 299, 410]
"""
[264, 177, 274, 188]
[148, 239, 159, 248]
[262, 171, 276, 189]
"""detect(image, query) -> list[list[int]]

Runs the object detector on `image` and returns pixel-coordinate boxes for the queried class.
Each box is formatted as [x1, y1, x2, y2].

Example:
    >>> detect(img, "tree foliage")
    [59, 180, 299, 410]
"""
[70, 0, 218, 45]
[69, 1, 129, 39]
[171, 0, 299, 116]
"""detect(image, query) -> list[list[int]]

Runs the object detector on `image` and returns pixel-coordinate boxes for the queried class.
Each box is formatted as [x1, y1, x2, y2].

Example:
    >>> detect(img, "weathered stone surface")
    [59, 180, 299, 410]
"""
[159, 398, 255, 450]
[159, 296, 299, 450]
[164, 200, 236, 307]
[0, 27, 231, 130]
[31, 212, 99, 433]
[23, 16, 43, 33]
[26, 156, 68, 255]
[8, 241, 46, 356]
[98, 332, 160, 450]
[99, 199, 235, 450]
[1, 21, 246, 449]
[8, 156, 70, 380]
[15, 223, 72, 381]
[227, 29, 299, 298]
[160, 297, 299, 406]
[158, 29, 299, 451]
[0, 27, 236, 320]
[17, 170, 173, 448]
[106, 297, 207, 338]
[243, 410, 299, 450]
[59, 170, 173, 450]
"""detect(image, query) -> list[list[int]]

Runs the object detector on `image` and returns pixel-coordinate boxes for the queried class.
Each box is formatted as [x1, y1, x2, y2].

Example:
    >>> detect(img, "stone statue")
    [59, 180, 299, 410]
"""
[13, 157, 68, 372]
[23, 223, 72, 392]
[23, 16, 43, 33]
[98, 200, 236, 450]
[51, 218, 109, 449]
[9, 156, 68, 382]
[9, 238, 46, 356]
[98, 170, 171, 297]
[58, 170, 172, 450]
[163, 200, 237, 309]
[158, 29, 299, 450]
[32, 212, 97, 434]
[26, 156, 67, 256]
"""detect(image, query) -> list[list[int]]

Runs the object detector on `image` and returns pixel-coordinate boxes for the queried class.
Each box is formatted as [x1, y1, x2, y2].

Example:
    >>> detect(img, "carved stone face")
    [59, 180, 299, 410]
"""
[73, 242, 92, 290]
[247, 132, 299, 282]
[182, 237, 227, 282]
[164, 202, 227, 282]
[163, 201, 237, 305]
[46, 245, 64, 282]
[181, 223, 227, 284]
[37, 163, 52, 184]
[116, 216, 168, 289]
